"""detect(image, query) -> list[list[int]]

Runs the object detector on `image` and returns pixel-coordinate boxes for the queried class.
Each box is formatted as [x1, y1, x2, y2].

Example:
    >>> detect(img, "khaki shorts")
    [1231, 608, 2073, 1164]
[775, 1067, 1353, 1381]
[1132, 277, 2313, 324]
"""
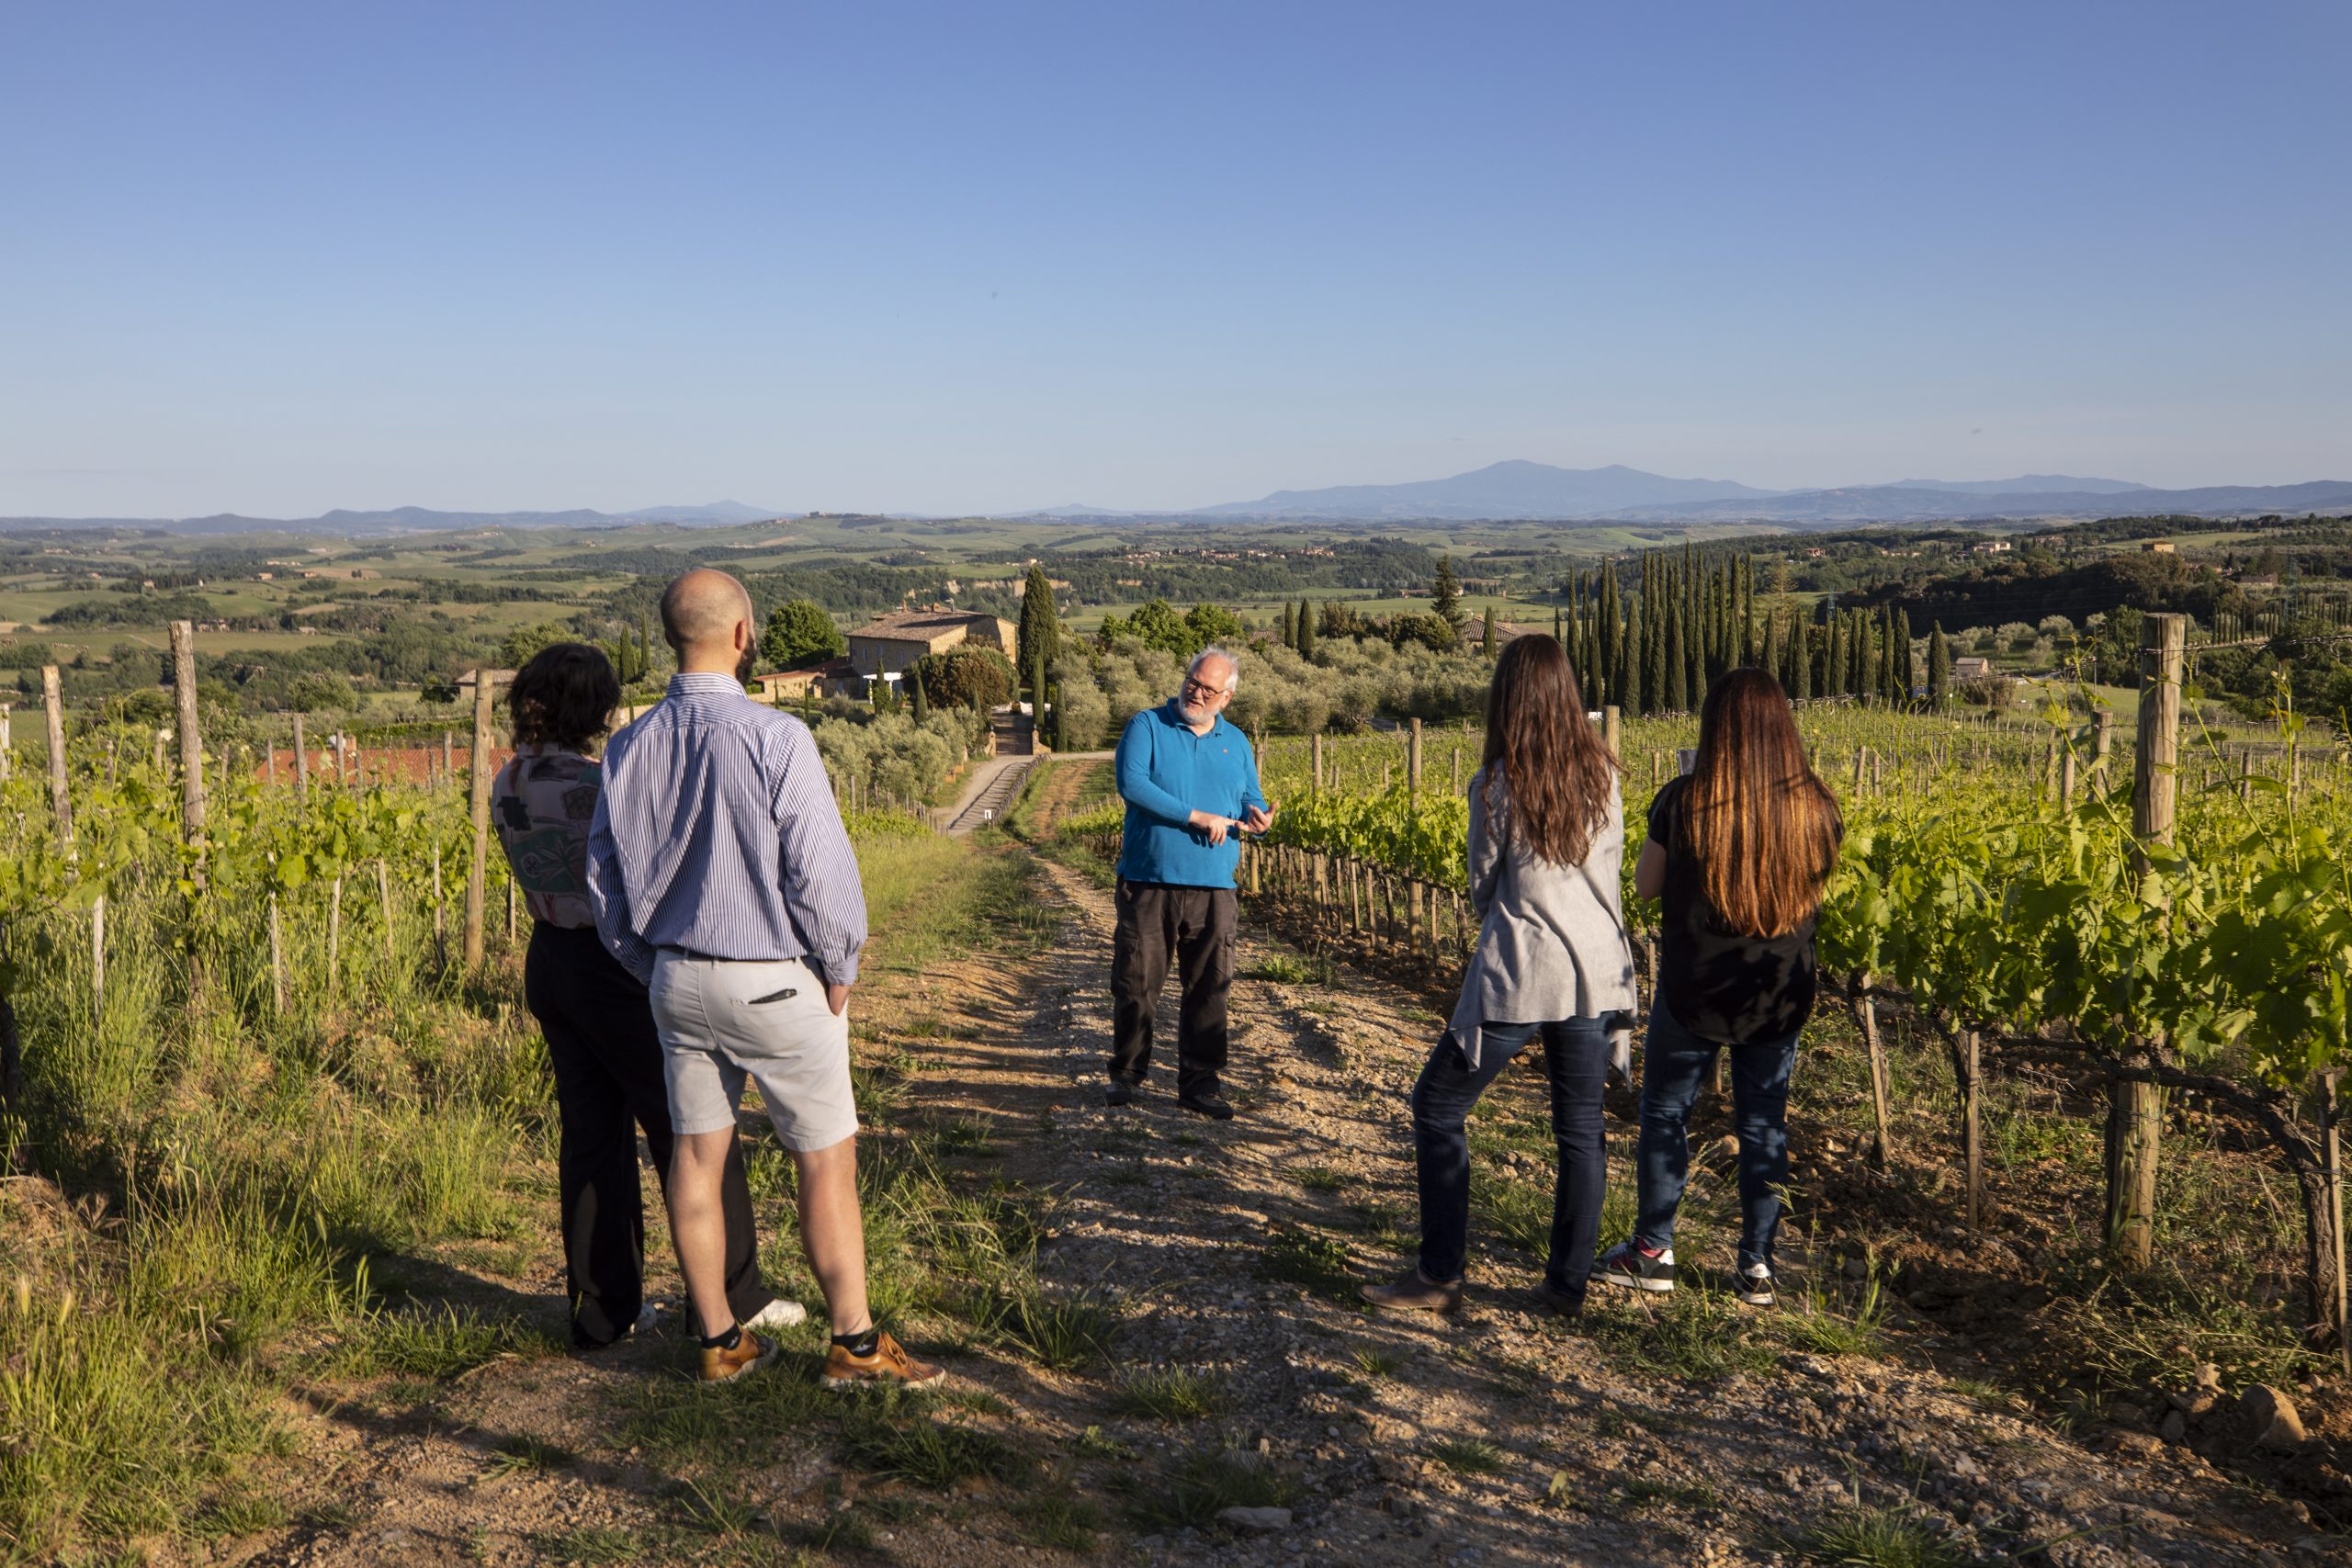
[648, 953, 859, 1151]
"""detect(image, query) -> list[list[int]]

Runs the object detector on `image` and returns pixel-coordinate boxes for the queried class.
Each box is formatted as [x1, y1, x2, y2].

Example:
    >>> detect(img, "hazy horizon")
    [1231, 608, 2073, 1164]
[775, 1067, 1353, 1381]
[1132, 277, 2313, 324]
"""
[5, 2, 2346, 519]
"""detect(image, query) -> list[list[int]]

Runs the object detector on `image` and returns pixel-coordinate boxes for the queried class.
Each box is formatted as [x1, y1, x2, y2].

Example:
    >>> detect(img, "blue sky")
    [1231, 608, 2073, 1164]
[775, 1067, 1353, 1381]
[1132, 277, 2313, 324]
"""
[3, 1, 2346, 517]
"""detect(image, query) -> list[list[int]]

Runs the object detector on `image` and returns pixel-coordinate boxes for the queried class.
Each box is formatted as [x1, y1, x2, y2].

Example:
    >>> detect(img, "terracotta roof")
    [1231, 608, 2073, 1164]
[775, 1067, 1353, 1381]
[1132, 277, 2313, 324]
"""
[847, 608, 1000, 641]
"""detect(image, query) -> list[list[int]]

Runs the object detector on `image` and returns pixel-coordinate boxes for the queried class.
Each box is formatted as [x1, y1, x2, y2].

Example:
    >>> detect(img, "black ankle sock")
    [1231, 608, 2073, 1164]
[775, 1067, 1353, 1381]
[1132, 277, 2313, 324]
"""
[699, 1324, 742, 1351]
[831, 1325, 880, 1357]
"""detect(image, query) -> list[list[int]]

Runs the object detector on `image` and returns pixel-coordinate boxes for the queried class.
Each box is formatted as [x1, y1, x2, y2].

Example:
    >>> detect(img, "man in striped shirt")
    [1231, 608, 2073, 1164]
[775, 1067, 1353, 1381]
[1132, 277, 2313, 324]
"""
[588, 569, 942, 1390]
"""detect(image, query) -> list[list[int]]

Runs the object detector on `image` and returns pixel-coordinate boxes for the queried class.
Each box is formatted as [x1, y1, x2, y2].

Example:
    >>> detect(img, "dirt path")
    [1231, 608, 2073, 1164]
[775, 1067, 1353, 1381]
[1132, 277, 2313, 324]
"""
[233, 841, 2326, 1568]
[922, 857, 2314, 1567]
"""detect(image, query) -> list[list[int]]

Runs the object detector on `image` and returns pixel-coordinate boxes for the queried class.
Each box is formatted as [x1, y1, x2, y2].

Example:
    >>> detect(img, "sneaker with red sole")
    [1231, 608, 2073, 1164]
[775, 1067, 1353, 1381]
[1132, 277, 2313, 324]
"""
[1598, 1240, 1677, 1293]
[820, 1328, 945, 1391]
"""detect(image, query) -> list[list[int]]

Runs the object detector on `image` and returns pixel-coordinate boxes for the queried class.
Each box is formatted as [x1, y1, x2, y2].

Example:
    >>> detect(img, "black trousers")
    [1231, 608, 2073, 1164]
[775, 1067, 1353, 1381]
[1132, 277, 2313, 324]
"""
[523, 922, 775, 1348]
[1109, 880, 1236, 1095]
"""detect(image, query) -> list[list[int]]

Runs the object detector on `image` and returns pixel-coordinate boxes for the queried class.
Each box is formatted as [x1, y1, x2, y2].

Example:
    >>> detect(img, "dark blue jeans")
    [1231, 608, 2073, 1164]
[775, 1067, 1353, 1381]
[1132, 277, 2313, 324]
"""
[1408, 1018, 1610, 1303]
[1633, 998, 1800, 1272]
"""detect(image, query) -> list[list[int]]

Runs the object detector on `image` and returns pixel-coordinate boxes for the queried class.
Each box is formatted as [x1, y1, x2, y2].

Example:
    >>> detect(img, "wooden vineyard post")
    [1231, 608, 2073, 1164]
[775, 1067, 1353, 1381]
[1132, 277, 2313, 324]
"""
[266, 742, 277, 785]
[1311, 732, 1324, 792]
[2092, 709, 2112, 782]
[41, 666, 71, 837]
[2325, 1071, 2351, 1372]
[171, 624, 208, 888]
[1602, 705, 1621, 757]
[2061, 744, 2077, 805]
[1962, 1027, 1984, 1231]
[443, 729, 454, 784]
[1859, 974, 1894, 1168]
[0, 702, 10, 782]
[172, 622, 209, 1009]
[377, 860, 396, 963]
[2109, 612, 2184, 1269]
[463, 668, 496, 971]
[268, 895, 287, 1015]
[328, 877, 344, 991]
[292, 713, 309, 799]
[90, 897, 105, 1027]
[152, 728, 169, 778]
[1408, 719, 1423, 938]
[2240, 749, 2255, 804]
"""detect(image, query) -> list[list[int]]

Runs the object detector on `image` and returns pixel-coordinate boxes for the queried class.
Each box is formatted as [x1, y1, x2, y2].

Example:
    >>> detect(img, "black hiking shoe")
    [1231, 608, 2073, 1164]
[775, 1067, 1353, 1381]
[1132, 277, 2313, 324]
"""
[1105, 1079, 1137, 1108]
[1598, 1241, 1676, 1293]
[1178, 1089, 1234, 1121]
[1733, 1262, 1776, 1307]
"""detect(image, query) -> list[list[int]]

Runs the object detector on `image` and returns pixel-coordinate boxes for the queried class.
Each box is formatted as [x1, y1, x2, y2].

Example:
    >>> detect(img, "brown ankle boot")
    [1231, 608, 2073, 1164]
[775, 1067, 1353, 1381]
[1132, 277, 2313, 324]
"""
[1360, 1267, 1463, 1314]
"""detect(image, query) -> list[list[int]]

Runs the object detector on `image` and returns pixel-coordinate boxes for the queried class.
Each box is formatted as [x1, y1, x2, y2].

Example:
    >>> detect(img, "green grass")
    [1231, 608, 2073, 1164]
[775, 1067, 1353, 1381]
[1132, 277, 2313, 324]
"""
[1012, 1487, 1104, 1551]
[1351, 1347, 1404, 1378]
[1584, 1284, 1780, 1382]
[1614, 1475, 1722, 1512]
[1115, 1448, 1301, 1533]
[1239, 952, 1335, 986]
[338, 1303, 561, 1380]
[1288, 1164, 1348, 1192]
[1259, 1224, 1360, 1303]
[1426, 1438, 1509, 1475]
[1784, 1503, 1973, 1567]
[1112, 1366, 1231, 1422]
[835, 1405, 1028, 1489]
[1781, 1267, 1892, 1359]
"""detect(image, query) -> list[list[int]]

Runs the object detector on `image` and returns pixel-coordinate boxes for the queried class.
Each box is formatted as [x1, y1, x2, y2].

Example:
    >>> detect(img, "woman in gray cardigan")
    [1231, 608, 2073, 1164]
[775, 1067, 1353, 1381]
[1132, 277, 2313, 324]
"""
[1363, 634, 1637, 1318]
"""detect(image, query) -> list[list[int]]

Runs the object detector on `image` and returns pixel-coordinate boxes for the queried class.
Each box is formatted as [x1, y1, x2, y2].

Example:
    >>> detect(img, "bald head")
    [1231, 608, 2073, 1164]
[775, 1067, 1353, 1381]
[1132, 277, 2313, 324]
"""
[661, 570, 754, 660]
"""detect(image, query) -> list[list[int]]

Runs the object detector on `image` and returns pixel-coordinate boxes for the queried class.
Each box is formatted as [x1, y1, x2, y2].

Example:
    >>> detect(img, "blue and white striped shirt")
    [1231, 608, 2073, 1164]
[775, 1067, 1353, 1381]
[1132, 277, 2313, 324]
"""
[586, 672, 867, 987]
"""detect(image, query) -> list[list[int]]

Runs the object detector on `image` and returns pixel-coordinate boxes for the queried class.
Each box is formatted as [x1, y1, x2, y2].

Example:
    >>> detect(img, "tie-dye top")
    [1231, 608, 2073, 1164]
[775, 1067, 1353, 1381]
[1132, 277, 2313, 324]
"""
[492, 744, 604, 931]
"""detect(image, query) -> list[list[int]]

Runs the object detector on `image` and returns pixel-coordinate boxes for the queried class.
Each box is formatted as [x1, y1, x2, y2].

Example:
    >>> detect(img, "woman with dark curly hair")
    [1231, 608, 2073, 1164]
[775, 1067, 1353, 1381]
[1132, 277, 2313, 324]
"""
[494, 643, 803, 1348]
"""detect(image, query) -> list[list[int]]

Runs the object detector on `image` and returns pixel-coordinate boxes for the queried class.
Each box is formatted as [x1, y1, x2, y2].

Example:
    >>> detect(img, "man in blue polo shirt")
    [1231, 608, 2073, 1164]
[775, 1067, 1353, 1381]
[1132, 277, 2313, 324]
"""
[1107, 646, 1275, 1120]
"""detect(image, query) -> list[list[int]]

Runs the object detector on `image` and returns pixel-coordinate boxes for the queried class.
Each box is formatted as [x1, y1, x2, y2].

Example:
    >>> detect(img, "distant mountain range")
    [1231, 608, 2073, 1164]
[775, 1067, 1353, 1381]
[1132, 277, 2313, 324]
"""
[9, 468, 2351, 536]
[0, 501, 782, 536]
[1171, 461, 2352, 524]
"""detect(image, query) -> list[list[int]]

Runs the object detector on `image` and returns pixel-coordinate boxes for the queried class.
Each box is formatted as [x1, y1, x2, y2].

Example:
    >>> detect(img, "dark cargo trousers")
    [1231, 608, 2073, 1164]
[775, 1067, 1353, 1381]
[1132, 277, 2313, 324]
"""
[1108, 879, 1237, 1097]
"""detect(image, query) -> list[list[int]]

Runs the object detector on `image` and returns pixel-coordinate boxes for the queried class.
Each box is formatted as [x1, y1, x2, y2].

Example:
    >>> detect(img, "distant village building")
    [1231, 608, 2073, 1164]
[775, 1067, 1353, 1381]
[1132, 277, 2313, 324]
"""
[1970, 540, 2013, 555]
[1464, 620, 1544, 653]
[2144, 540, 2176, 554]
[1952, 656, 1995, 681]
[846, 608, 1016, 682]
[751, 659, 857, 703]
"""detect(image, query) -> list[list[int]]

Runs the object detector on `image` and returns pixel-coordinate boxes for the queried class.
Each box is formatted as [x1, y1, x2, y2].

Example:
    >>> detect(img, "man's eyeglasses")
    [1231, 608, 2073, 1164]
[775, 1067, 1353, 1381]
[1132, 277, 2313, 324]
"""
[1181, 677, 1229, 700]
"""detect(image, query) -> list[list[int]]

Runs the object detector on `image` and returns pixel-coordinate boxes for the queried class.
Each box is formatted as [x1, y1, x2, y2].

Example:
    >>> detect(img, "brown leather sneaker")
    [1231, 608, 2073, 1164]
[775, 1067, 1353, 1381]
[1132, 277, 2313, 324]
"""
[820, 1328, 945, 1391]
[699, 1329, 776, 1383]
[1360, 1267, 1464, 1314]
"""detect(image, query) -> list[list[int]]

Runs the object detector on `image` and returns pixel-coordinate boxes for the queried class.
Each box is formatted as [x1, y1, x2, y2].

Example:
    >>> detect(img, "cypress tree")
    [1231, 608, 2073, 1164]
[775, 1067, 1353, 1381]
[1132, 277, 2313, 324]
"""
[1554, 605, 1565, 647]
[1281, 600, 1296, 650]
[1763, 608, 1784, 687]
[1297, 602, 1318, 662]
[1017, 565, 1059, 674]
[910, 669, 929, 722]
[1894, 608, 1915, 704]
[1740, 558, 1758, 666]
[1826, 615, 1845, 698]
[1642, 560, 1665, 709]
[1432, 557, 1465, 641]
[1792, 618, 1812, 701]
[1621, 599, 1645, 715]
[1928, 621, 1951, 709]
[1482, 603, 1499, 660]
[1664, 592, 1689, 712]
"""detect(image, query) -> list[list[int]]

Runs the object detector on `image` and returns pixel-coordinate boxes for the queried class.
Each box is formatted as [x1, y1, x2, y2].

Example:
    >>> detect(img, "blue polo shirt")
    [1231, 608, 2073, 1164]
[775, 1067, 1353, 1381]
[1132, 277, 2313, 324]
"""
[1114, 701, 1270, 889]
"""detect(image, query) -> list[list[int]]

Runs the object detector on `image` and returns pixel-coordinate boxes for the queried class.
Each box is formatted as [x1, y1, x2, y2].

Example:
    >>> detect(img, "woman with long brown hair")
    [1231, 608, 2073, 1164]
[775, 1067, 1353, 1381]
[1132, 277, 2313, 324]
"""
[1600, 666, 1842, 1306]
[1363, 633, 1636, 1317]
